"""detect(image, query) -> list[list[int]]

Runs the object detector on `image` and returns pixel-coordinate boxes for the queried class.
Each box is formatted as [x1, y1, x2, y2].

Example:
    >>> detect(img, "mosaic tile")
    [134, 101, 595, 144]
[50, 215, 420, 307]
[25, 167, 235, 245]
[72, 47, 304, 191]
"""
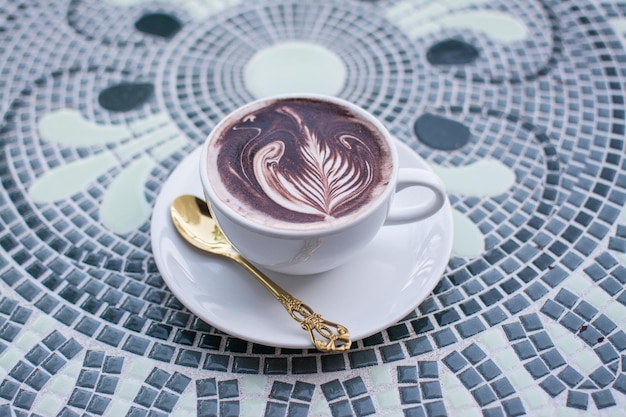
[1, 0, 626, 415]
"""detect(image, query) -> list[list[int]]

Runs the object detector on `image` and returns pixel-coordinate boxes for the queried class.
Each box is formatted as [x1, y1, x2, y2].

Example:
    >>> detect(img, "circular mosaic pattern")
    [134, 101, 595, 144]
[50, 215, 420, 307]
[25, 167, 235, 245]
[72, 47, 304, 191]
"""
[159, 0, 424, 142]
[1, 5, 626, 412]
[410, 0, 559, 84]
[387, 2, 626, 395]
[0, 66, 173, 271]
[67, 0, 190, 47]
[413, 107, 560, 254]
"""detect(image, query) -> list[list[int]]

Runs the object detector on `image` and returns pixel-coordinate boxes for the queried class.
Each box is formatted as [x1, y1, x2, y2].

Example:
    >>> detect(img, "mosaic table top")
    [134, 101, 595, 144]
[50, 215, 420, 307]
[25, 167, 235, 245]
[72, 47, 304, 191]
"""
[1, 0, 626, 416]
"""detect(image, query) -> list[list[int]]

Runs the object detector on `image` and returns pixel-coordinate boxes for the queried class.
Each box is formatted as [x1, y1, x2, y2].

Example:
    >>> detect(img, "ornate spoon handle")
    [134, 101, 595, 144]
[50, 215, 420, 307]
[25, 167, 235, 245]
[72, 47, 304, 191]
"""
[235, 255, 352, 352]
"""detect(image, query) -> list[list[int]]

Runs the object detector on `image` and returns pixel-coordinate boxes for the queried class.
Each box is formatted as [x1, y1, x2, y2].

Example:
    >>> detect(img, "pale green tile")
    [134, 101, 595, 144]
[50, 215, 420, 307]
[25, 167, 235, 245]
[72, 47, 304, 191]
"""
[60, 357, 82, 378]
[479, 327, 508, 350]
[441, 372, 474, 410]
[603, 301, 626, 326]
[29, 152, 118, 203]
[451, 209, 485, 257]
[446, 393, 474, 410]
[14, 331, 39, 351]
[126, 357, 155, 379]
[431, 159, 515, 197]
[571, 349, 601, 374]
[462, 409, 483, 417]
[562, 273, 592, 296]
[241, 399, 265, 417]
[32, 393, 64, 416]
[38, 109, 129, 146]
[441, 371, 461, 389]
[0, 347, 22, 376]
[48, 374, 77, 396]
[375, 388, 400, 410]
[241, 375, 266, 396]
[520, 386, 549, 410]
[549, 333, 578, 356]
[544, 321, 568, 339]
[386, 3, 446, 38]
[29, 314, 56, 334]
[586, 287, 612, 309]
[369, 365, 393, 387]
[507, 368, 535, 391]
[244, 41, 346, 99]
[440, 11, 528, 43]
[116, 379, 144, 401]
[99, 155, 155, 234]
[103, 399, 132, 417]
[493, 349, 520, 372]
[175, 388, 196, 409]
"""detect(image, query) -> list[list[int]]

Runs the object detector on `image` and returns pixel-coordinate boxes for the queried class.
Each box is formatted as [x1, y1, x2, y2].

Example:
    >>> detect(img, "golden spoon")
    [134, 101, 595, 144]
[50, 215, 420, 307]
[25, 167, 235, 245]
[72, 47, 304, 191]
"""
[170, 194, 352, 352]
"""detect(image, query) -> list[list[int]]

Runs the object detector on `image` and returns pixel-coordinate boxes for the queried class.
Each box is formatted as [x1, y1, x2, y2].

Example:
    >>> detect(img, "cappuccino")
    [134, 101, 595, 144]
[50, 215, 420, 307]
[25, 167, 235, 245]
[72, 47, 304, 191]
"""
[206, 98, 393, 230]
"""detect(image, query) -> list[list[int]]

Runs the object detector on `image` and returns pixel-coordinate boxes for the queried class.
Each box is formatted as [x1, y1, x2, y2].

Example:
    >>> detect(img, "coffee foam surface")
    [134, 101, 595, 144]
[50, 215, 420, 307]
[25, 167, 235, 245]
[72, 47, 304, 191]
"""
[206, 98, 393, 230]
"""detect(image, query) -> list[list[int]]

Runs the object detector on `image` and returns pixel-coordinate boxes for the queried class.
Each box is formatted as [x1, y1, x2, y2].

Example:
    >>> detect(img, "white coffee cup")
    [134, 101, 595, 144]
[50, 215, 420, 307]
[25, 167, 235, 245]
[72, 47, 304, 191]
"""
[199, 94, 446, 275]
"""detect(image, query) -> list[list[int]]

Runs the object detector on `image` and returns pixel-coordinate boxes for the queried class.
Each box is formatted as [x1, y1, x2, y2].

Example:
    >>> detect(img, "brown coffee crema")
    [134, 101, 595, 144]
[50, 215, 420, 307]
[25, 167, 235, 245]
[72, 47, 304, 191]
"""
[208, 98, 393, 229]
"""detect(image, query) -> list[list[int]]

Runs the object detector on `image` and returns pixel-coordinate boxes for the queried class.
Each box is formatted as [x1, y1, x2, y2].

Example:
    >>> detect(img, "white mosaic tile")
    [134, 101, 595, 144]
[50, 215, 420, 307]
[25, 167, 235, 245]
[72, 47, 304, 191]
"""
[240, 398, 264, 416]
[520, 386, 551, 411]
[374, 388, 401, 411]
[241, 375, 266, 396]
[31, 393, 65, 417]
[0, 347, 22, 378]
[102, 399, 133, 417]
[369, 364, 394, 387]
[441, 371, 477, 411]
[115, 378, 144, 401]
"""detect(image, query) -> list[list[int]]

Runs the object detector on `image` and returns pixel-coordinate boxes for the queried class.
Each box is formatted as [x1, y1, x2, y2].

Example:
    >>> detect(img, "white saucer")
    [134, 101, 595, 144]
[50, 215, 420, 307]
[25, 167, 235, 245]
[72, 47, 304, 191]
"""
[150, 141, 453, 349]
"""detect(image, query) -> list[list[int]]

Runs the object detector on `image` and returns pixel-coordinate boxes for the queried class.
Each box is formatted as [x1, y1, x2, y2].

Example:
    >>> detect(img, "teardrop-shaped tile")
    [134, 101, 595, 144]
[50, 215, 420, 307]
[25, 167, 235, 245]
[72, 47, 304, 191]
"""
[430, 160, 515, 196]
[451, 209, 485, 258]
[29, 152, 118, 203]
[414, 113, 471, 151]
[38, 109, 130, 145]
[134, 13, 182, 38]
[427, 38, 479, 66]
[98, 82, 154, 112]
[440, 11, 528, 43]
[100, 155, 154, 235]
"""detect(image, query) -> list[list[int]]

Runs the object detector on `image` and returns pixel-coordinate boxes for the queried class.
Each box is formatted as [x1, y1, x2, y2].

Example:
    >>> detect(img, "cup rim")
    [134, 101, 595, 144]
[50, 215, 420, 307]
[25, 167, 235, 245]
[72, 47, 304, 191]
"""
[199, 93, 400, 238]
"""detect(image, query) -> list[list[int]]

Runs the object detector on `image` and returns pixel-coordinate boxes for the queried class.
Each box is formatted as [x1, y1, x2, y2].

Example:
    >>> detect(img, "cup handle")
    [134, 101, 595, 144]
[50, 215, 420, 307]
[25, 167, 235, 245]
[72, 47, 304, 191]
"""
[384, 168, 447, 225]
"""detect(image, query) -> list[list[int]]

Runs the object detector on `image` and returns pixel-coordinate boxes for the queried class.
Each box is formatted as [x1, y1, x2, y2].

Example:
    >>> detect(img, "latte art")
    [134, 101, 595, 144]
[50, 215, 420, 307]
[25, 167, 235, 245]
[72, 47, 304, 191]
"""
[207, 98, 392, 229]
[253, 109, 375, 218]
